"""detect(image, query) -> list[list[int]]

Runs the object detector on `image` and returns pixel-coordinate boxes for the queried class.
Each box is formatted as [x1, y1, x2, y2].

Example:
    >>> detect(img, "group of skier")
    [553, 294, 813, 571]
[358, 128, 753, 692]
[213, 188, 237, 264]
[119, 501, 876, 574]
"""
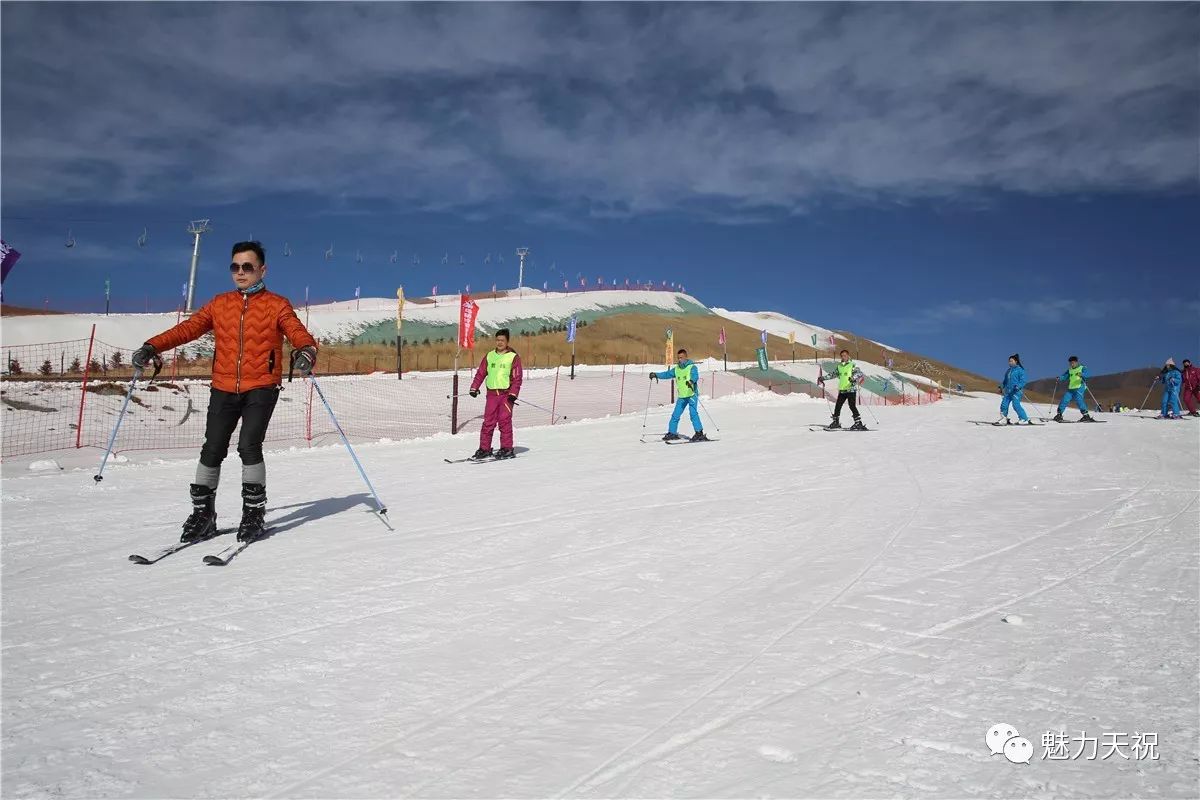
[995, 353, 1198, 424]
[1155, 358, 1199, 419]
[126, 240, 1193, 547]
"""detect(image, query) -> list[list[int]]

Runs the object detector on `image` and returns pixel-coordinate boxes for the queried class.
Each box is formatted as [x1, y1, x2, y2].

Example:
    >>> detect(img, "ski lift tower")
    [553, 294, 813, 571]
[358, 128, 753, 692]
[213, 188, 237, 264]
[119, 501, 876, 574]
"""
[184, 219, 212, 314]
[515, 247, 530, 292]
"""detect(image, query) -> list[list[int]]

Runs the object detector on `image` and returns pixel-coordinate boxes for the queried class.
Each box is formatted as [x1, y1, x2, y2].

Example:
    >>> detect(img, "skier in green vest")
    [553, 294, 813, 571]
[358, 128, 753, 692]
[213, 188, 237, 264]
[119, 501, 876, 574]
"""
[820, 349, 867, 430]
[1053, 355, 1096, 423]
[468, 328, 524, 459]
[651, 348, 708, 442]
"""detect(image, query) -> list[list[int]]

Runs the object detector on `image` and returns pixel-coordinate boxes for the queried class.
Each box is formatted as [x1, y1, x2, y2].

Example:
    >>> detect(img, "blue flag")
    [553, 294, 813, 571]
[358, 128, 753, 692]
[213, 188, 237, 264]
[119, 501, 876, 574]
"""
[566, 315, 577, 343]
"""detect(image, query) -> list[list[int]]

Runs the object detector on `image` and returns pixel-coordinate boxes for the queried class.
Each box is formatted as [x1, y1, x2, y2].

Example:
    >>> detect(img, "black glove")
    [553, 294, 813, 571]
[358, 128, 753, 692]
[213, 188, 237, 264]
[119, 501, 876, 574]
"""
[293, 345, 317, 377]
[508, 394, 518, 406]
[650, 373, 658, 381]
[469, 388, 480, 398]
[686, 380, 696, 391]
[131, 343, 157, 370]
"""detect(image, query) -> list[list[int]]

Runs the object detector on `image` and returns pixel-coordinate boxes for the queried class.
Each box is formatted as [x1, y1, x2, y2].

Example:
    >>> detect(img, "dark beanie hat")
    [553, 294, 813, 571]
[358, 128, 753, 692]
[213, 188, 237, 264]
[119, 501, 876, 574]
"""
[1068, 355, 1079, 362]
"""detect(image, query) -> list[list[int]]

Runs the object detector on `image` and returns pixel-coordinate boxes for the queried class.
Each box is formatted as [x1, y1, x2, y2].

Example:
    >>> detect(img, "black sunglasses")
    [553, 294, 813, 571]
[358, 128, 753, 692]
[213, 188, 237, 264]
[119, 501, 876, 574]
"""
[229, 261, 259, 274]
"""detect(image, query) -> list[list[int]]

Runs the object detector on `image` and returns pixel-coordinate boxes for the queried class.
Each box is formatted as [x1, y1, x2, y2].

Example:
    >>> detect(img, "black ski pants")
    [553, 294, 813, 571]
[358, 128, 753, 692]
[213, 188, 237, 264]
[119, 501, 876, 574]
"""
[199, 387, 281, 468]
[832, 390, 860, 421]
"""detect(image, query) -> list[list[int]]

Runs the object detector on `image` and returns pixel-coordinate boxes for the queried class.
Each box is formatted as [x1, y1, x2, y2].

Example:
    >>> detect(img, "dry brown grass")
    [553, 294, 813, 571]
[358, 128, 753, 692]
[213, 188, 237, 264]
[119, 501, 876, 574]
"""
[7, 309, 1037, 401]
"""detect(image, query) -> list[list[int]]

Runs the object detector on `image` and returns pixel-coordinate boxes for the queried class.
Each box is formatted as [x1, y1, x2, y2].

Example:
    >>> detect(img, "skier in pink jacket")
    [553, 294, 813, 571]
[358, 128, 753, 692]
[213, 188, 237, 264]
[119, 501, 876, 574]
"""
[467, 328, 524, 460]
[1181, 358, 1200, 417]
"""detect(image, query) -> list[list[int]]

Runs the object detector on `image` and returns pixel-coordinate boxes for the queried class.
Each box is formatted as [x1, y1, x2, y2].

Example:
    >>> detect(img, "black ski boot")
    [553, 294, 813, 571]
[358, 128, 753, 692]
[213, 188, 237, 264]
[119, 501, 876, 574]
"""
[1053, 412, 1064, 422]
[470, 447, 493, 460]
[1080, 414, 1097, 423]
[850, 419, 868, 431]
[690, 431, 709, 442]
[662, 432, 684, 441]
[494, 447, 516, 459]
[237, 483, 267, 542]
[827, 418, 842, 430]
[181, 484, 217, 543]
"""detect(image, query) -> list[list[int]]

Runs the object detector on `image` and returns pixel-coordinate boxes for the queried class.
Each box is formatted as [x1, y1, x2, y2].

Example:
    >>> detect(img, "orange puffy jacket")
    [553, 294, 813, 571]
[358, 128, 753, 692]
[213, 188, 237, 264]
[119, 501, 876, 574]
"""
[147, 288, 317, 394]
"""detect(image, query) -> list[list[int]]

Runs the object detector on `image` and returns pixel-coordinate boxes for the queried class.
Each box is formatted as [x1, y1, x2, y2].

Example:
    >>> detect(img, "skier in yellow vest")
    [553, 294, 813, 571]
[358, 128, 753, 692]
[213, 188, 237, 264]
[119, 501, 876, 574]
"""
[819, 349, 867, 430]
[651, 348, 708, 442]
[468, 328, 524, 459]
[1053, 355, 1096, 423]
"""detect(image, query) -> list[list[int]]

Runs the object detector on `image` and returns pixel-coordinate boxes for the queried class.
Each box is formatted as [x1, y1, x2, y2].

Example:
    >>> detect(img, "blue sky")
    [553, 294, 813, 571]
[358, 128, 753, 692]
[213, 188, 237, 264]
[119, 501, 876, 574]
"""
[2, 3, 1196, 378]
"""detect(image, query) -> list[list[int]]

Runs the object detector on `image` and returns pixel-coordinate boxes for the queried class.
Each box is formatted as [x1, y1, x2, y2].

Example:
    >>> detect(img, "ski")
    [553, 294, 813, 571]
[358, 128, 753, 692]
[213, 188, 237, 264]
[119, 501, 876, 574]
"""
[128, 529, 233, 565]
[664, 438, 717, 444]
[968, 420, 1044, 427]
[445, 454, 516, 464]
[1048, 419, 1108, 424]
[202, 529, 272, 566]
[808, 425, 871, 432]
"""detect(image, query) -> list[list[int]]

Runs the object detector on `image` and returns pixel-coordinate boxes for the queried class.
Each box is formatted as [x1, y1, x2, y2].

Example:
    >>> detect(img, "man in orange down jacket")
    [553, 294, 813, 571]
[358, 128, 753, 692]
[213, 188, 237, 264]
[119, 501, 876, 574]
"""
[132, 241, 318, 543]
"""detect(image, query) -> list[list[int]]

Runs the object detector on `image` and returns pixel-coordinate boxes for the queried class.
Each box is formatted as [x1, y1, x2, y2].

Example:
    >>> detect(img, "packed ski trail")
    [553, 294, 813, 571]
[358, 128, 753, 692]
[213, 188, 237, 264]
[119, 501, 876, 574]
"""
[2, 394, 1197, 798]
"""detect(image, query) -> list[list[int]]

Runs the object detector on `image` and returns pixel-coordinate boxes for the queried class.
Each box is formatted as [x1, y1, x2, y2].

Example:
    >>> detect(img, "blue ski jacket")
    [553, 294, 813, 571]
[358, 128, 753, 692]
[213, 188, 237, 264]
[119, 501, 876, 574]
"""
[1001, 365, 1026, 395]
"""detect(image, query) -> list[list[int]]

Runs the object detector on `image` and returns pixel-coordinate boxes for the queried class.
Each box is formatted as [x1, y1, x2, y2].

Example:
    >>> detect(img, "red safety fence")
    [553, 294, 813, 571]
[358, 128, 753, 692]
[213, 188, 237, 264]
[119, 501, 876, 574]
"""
[2, 338, 940, 459]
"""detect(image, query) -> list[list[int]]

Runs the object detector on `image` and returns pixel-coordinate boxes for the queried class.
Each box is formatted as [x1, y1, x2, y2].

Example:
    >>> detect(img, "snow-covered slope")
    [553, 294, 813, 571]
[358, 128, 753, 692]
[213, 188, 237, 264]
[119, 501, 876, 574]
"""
[1, 290, 707, 348]
[710, 307, 843, 347]
[709, 308, 906, 354]
[2, 395, 1197, 797]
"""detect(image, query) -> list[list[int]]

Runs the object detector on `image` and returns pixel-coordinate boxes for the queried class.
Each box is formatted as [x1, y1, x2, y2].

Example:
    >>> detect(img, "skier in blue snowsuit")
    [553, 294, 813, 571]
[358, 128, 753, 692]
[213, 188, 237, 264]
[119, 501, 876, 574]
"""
[998, 353, 1031, 424]
[651, 348, 707, 442]
[1157, 358, 1183, 419]
[1054, 355, 1096, 422]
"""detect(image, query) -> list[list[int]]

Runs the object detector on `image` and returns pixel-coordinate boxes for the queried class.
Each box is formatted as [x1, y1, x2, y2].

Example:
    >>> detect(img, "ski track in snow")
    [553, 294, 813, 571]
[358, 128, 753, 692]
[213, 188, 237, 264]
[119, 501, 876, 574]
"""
[2, 394, 1197, 799]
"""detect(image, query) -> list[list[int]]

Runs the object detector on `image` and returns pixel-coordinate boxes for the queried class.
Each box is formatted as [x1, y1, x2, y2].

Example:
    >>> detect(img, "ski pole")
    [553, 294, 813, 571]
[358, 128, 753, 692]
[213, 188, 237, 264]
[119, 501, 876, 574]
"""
[307, 375, 391, 525]
[1086, 386, 1104, 414]
[858, 390, 881, 428]
[94, 357, 161, 483]
[639, 377, 655, 442]
[1136, 381, 1156, 412]
[509, 396, 568, 422]
[289, 353, 390, 526]
[1044, 378, 1060, 420]
[697, 397, 722, 431]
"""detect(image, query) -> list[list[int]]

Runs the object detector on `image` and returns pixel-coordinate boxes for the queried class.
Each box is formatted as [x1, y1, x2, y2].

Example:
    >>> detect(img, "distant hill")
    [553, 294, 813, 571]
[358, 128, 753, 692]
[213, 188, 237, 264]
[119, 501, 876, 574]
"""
[1028, 366, 1165, 409]
[0, 288, 1023, 395]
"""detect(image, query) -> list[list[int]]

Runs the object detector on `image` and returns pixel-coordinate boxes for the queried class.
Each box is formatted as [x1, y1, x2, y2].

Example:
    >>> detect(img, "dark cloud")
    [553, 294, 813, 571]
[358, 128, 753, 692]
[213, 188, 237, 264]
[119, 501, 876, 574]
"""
[3, 3, 1196, 220]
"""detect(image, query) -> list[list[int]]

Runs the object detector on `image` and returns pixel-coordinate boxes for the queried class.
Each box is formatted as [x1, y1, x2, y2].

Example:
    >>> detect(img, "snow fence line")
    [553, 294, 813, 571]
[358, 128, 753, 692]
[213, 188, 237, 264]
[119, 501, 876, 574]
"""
[2, 340, 941, 459]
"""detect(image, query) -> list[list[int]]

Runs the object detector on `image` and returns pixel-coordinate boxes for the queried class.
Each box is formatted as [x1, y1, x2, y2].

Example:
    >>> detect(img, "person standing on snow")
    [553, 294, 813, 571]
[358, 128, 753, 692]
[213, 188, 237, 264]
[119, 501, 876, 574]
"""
[1179, 358, 1199, 417]
[997, 353, 1032, 424]
[468, 328, 523, 460]
[131, 241, 318, 543]
[1157, 358, 1184, 419]
[651, 348, 708, 442]
[820, 349, 866, 430]
[1053, 355, 1096, 423]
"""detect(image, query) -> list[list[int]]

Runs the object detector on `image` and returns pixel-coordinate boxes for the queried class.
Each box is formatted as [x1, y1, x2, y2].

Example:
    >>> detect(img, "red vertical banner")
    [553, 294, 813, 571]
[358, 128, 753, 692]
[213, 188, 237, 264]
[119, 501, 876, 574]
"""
[458, 294, 480, 350]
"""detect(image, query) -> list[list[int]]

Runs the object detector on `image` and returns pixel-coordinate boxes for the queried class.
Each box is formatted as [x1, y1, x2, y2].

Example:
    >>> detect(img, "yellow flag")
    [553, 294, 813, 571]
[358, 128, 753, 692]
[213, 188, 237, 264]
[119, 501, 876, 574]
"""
[788, 330, 795, 345]
[665, 329, 674, 367]
[396, 287, 405, 333]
